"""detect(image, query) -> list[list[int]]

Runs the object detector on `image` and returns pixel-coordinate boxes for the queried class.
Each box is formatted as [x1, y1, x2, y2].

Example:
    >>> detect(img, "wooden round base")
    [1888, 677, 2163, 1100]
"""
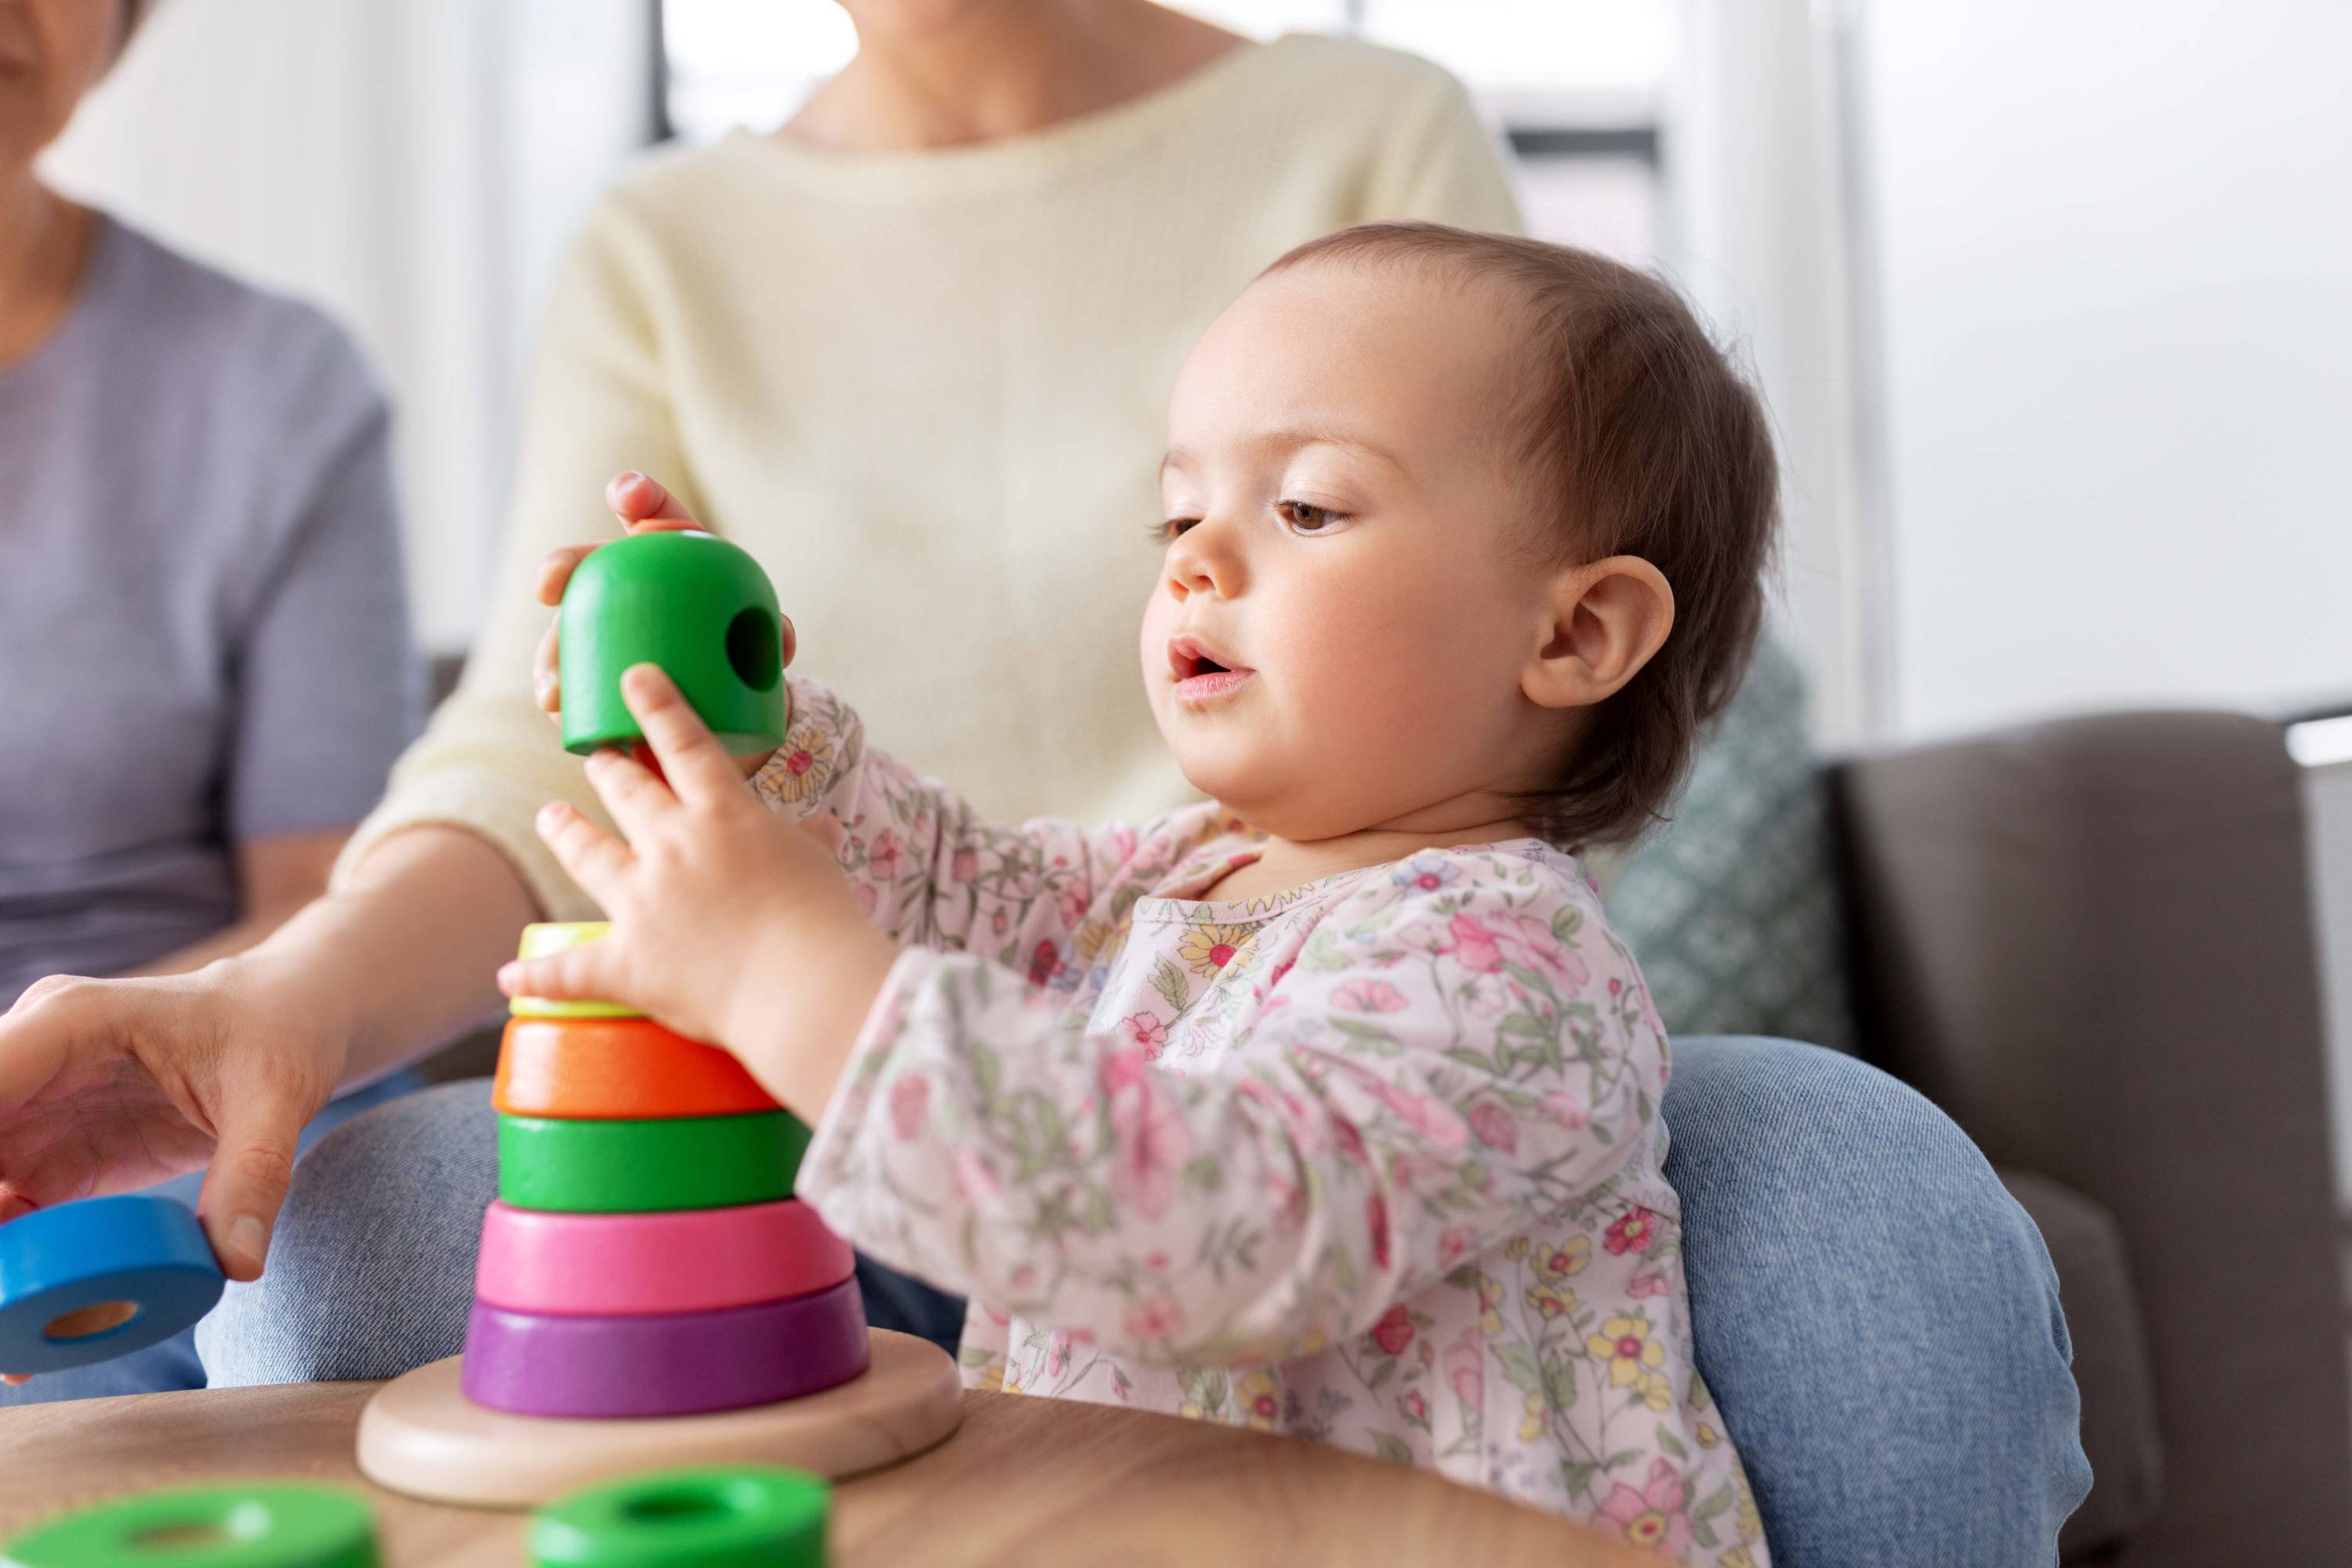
[354, 1327, 960, 1509]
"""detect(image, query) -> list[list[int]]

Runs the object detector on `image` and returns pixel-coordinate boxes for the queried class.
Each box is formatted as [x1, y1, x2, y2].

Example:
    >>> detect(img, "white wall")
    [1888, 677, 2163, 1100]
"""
[1860, 0, 2352, 740]
[40, 0, 652, 654]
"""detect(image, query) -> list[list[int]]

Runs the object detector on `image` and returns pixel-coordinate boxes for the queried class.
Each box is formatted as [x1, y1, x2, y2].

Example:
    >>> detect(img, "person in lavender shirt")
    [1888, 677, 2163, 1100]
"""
[0, 0, 420, 1402]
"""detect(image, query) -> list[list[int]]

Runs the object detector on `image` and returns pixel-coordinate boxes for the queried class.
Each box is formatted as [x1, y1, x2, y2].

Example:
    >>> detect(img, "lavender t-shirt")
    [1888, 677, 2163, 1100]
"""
[0, 215, 419, 1004]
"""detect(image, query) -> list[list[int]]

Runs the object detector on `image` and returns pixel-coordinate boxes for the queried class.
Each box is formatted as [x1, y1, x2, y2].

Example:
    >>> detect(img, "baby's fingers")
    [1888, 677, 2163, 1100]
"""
[534, 801, 633, 906]
[535, 542, 602, 609]
[497, 938, 624, 1008]
[605, 471, 702, 531]
[534, 618, 562, 717]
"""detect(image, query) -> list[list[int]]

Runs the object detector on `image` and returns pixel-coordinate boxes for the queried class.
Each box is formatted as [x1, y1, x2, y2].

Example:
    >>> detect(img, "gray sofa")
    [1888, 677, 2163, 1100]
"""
[1832, 711, 2352, 1565]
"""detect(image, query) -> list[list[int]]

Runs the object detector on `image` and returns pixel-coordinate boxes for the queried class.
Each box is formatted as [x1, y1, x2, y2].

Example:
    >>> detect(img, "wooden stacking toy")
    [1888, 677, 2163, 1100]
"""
[558, 530, 786, 757]
[357, 924, 960, 1508]
[0, 1193, 224, 1377]
[0, 1483, 377, 1568]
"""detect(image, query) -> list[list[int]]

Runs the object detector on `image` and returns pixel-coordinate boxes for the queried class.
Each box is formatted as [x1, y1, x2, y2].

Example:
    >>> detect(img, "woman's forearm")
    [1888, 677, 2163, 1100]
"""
[234, 824, 543, 1087]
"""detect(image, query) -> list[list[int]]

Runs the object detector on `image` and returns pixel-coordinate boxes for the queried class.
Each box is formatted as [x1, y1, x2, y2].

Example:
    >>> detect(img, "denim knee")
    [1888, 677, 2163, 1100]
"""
[1664, 1036, 2091, 1567]
[196, 1079, 495, 1386]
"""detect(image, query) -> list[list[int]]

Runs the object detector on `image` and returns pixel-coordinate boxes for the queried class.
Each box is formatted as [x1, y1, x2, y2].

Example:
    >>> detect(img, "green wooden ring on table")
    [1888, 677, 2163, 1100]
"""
[506, 922, 643, 1022]
[497, 1112, 809, 1213]
[0, 1483, 377, 1568]
[532, 1466, 827, 1568]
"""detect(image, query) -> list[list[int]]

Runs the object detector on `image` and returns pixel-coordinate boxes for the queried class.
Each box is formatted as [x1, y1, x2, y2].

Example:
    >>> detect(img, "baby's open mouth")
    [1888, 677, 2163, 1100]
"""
[1168, 634, 1254, 702]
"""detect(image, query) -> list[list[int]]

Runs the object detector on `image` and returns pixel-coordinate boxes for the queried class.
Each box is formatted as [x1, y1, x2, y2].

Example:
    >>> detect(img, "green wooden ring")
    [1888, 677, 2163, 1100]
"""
[532, 1467, 826, 1568]
[1, 1483, 377, 1568]
[497, 1112, 810, 1214]
[559, 531, 786, 757]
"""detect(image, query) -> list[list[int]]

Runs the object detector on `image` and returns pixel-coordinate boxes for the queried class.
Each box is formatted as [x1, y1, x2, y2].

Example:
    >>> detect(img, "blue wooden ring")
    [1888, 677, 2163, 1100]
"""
[0, 1195, 224, 1375]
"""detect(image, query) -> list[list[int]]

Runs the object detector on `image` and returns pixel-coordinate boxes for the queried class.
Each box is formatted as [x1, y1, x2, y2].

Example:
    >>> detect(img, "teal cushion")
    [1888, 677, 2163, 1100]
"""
[1602, 639, 1857, 1054]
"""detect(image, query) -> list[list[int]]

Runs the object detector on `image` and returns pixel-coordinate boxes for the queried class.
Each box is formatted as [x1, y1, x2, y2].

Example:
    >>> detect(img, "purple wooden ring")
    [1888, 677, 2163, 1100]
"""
[461, 1276, 869, 1419]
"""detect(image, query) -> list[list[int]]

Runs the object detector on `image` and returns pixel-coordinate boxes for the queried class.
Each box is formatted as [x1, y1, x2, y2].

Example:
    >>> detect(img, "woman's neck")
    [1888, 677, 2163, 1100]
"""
[0, 174, 93, 370]
[784, 0, 1244, 154]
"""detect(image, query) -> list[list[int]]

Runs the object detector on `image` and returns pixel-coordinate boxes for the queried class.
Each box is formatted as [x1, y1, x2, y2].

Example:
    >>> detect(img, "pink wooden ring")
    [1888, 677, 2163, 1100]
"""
[473, 1199, 853, 1317]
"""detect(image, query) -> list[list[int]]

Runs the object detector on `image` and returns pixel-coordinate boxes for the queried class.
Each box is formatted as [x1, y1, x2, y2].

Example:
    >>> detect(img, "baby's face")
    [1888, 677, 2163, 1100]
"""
[1142, 262, 1561, 841]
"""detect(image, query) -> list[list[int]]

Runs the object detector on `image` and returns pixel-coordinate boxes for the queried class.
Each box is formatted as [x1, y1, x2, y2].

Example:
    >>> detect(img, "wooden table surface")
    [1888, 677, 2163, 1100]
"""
[0, 1382, 1654, 1566]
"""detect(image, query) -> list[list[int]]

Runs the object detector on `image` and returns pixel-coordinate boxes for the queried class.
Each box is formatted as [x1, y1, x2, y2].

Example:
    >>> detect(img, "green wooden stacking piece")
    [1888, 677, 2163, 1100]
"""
[532, 1466, 828, 1568]
[560, 530, 785, 757]
[497, 1112, 810, 1214]
[0, 1483, 378, 1568]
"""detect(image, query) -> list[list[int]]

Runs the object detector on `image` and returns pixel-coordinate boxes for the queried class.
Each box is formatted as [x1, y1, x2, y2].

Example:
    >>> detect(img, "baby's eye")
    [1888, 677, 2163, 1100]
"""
[1277, 500, 1348, 535]
[1149, 517, 1199, 544]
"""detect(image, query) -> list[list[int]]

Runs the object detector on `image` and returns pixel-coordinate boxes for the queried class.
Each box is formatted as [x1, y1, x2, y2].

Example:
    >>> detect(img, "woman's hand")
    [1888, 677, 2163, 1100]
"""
[497, 665, 897, 1117]
[532, 472, 796, 779]
[0, 956, 349, 1284]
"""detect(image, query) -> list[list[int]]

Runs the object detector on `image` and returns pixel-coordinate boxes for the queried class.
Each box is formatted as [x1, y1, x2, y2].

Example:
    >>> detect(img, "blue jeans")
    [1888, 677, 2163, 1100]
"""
[194, 1039, 2087, 1566]
[0, 1069, 427, 1406]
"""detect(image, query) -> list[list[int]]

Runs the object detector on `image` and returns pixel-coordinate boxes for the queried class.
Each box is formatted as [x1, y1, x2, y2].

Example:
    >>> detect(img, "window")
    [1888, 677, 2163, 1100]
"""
[655, 0, 1671, 261]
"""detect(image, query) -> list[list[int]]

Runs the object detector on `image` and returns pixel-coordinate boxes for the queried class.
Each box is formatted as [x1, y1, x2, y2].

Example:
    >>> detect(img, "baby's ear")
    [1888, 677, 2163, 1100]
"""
[1521, 556, 1675, 711]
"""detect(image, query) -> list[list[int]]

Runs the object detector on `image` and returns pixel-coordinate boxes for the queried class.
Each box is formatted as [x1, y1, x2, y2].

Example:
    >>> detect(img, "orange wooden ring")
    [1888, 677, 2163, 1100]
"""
[492, 1017, 780, 1120]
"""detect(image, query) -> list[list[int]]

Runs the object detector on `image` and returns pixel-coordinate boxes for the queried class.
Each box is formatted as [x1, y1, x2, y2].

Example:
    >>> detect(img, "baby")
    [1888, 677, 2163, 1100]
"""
[505, 223, 1777, 1565]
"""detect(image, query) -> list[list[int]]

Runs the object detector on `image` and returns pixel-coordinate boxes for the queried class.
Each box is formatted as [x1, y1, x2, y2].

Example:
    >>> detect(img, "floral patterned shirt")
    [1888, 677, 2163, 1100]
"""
[756, 677, 1766, 1566]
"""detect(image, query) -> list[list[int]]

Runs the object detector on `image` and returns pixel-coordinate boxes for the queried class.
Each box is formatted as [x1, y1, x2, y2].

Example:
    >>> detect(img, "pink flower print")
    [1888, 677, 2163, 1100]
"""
[887, 1073, 929, 1140]
[1027, 939, 1060, 985]
[1596, 1457, 1693, 1558]
[1367, 1192, 1392, 1271]
[1468, 1102, 1518, 1154]
[1437, 1224, 1475, 1267]
[1363, 1077, 1469, 1152]
[1058, 884, 1088, 930]
[1490, 911, 1589, 989]
[950, 847, 978, 883]
[1110, 826, 1138, 862]
[1370, 1305, 1415, 1356]
[1444, 1329, 1486, 1414]
[1331, 1115, 1371, 1169]
[782, 747, 815, 776]
[1605, 1206, 1659, 1256]
[990, 908, 1009, 938]
[1047, 1330, 1073, 1378]
[1462, 976, 1508, 1018]
[1448, 914, 1506, 974]
[1628, 1272, 1669, 1298]
[1389, 854, 1460, 895]
[1099, 1046, 1149, 1095]
[1608, 976, 1623, 996]
[1401, 1388, 1428, 1425]
[1333, 978, 1410, 1013]
[951, 1145, 1000, 1201]
[855, 884, 877, 918]
[1124, 1293, 1182, 1344]
[1538, 1092, 1588, 1129]
[1104, 1059, 1192, 1220]
[1121, 1012, 1170, 1058]
[869, 829, 902, 881]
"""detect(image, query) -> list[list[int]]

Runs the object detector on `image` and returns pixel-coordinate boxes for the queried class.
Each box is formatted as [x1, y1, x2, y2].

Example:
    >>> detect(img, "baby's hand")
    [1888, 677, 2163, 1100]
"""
[532, 471, 795, 779]
[499, 664, 868, 1056]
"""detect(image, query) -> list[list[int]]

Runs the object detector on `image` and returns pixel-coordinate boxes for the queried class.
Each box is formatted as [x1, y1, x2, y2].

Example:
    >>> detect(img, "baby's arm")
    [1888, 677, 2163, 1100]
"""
[751, 674, 1157, 964]
[797, 859, 1664, 1364]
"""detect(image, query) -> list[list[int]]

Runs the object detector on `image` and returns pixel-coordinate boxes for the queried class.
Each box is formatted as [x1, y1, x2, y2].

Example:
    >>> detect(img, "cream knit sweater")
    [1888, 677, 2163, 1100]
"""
[343, 34, 1523, 922]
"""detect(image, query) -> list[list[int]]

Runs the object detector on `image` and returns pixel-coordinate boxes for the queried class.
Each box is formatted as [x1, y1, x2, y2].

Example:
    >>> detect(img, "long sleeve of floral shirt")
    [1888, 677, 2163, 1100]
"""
[751, 677, 1766, 1566]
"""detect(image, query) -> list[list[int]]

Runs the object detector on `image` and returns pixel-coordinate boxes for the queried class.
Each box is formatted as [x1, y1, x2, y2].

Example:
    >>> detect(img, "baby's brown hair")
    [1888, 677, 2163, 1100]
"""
[1264, 223, 1779, 849]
